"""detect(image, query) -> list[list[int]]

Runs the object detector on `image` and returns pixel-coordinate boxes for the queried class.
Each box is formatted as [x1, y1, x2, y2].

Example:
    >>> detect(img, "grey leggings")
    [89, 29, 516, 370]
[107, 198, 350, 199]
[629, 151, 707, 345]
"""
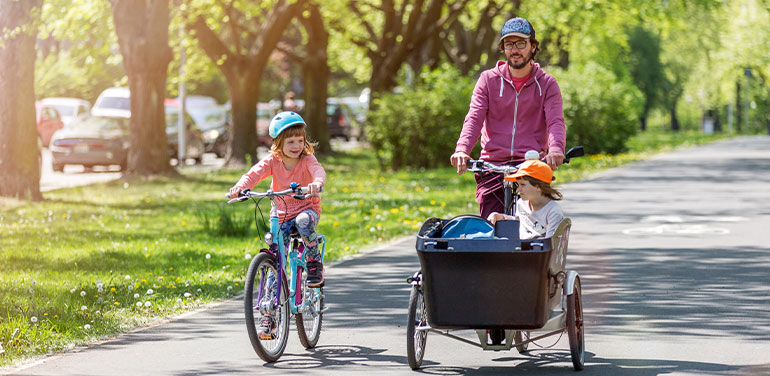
[279, 209, 321, 261]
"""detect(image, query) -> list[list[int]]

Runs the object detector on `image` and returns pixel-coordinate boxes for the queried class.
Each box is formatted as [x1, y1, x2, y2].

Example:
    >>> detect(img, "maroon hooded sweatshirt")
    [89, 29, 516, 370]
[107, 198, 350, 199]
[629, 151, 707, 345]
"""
[455, 60, 566, 163]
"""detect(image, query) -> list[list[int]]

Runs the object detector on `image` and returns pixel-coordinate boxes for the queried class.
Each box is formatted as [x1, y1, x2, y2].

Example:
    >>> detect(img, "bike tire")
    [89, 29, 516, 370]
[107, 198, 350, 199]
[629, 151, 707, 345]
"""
[295, 284, 323, 349]
[244, 253, 289, 363]
[566, 277, 585, 370]
[514, 330, 529, 353]
[406, 285, 428, 370]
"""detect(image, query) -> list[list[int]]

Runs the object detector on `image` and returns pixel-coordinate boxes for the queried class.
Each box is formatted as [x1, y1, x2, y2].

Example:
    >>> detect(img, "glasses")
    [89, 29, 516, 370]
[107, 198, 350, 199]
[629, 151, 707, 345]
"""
[503, 40, 529, 50]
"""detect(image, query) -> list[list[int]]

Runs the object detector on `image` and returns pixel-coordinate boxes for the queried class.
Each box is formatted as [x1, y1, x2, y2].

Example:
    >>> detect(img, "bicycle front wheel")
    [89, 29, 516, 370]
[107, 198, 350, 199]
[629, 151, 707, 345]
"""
[295, 283, 323, 349]
[244, 253, 289, 363]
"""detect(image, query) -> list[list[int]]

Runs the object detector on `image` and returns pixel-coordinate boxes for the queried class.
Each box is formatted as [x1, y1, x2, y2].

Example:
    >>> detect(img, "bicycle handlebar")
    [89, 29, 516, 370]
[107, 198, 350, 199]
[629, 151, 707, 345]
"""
[465, 146, 585, 175]
[226, 185, 320, 203]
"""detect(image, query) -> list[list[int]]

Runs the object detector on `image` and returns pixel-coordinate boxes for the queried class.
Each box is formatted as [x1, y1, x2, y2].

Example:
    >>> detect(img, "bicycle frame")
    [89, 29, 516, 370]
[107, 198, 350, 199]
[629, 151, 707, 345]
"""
[260, 197, 326, 316]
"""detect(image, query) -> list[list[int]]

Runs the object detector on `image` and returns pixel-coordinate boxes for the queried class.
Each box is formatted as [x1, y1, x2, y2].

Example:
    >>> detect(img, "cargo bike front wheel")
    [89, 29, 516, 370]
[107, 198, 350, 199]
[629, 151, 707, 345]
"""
[406, 284, 428, 370]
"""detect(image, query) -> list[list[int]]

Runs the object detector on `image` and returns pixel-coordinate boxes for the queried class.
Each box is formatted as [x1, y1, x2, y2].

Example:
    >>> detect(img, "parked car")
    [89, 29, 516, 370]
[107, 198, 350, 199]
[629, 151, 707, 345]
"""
[91, 87, 130, 118]
[187, 104, 229, 158]
[35, 101, 65, 147]
[40, 97, 91, 126]
[165, 104, 206, 164]
[326, 97, 367, 141]
[49, 115, 130, 172]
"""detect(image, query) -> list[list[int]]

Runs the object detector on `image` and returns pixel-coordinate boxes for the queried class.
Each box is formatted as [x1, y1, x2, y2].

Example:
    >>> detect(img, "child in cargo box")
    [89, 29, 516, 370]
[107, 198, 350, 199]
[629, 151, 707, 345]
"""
[486, 159, 563, 239]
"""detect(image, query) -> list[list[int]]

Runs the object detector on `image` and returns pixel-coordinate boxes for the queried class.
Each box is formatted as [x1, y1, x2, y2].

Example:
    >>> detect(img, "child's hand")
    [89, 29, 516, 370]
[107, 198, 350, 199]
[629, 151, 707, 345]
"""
[307, 182, 323, 197]
[229, 186, 242, 199]
[487, 212, 506, 225]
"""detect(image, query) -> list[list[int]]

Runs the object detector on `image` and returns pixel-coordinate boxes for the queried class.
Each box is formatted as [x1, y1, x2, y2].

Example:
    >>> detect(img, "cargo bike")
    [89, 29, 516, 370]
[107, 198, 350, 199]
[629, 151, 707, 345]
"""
[406, 147, 585, 371]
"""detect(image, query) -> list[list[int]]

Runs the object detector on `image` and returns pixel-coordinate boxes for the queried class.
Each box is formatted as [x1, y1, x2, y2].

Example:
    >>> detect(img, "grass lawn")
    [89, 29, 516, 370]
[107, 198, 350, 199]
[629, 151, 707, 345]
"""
[0, 129, 732, 367]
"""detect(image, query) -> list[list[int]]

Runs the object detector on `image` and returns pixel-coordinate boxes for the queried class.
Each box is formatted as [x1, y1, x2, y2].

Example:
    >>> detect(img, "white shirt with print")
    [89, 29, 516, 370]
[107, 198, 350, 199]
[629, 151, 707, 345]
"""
[515, 198, 564, 240]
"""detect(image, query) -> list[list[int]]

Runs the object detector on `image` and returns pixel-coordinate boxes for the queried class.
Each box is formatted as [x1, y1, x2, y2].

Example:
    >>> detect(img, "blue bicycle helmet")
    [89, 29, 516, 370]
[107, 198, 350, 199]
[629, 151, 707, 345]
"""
[269, 111, 306, 138]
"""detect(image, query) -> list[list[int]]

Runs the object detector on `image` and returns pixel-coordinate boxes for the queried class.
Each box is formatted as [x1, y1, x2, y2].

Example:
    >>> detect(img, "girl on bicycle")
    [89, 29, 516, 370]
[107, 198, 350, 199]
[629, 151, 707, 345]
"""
[229, 111, 326, 287]
[486, 159, 563, 239]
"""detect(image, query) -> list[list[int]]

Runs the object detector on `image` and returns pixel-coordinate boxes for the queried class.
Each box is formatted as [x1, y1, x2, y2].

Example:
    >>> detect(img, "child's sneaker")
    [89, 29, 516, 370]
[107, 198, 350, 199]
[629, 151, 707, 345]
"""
[306, 261, 324, 287]
[257, 316, 275, 340]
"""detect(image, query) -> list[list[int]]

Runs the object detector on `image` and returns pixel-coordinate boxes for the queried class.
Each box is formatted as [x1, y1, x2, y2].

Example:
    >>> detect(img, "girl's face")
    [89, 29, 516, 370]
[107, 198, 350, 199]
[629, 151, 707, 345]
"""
[281, 135, 305, 159]
[516, 178, 541, 201]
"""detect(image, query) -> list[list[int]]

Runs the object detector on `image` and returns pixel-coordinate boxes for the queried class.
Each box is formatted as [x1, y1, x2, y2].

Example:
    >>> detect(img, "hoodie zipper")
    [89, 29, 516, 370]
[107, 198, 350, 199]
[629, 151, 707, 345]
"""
[500, 75, 519, 160]
[499, 67, 543, 161]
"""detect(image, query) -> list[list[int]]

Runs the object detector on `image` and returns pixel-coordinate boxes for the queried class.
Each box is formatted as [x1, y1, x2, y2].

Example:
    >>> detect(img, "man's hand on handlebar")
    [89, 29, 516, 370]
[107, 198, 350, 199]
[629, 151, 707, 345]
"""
[450, 151, 471, 175]
[545, 152, 564, 170]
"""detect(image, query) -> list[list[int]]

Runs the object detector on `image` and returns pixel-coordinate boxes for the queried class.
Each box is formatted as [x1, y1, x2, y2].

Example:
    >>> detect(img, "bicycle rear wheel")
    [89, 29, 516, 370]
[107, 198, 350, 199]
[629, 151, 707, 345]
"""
[567, 277, 585, 370]
[244, 253, 289, 362]
[406, 285, 428, 370]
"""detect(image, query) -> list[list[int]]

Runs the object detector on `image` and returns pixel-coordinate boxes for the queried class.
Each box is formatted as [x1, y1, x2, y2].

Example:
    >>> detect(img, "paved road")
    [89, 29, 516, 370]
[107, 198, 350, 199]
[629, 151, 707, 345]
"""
[39, 149, 224, 192]
[10, 136, 770, 375]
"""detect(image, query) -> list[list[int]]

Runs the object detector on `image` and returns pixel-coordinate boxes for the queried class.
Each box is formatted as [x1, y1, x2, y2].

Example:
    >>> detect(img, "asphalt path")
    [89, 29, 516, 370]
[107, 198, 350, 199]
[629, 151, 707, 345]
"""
[9, 136, 770, 375]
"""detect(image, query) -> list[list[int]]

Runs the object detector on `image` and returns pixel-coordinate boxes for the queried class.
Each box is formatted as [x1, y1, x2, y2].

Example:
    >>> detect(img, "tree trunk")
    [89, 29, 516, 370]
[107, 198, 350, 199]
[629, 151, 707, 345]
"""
[670, 106, 680, 132]
[0, 0, 43, 200]
[735, 80, 743, 133]
[110, 0, 174, 176]
[223, 67, 259, 168]
[300, 4, 330, 153]
[189, 0, 302, 166]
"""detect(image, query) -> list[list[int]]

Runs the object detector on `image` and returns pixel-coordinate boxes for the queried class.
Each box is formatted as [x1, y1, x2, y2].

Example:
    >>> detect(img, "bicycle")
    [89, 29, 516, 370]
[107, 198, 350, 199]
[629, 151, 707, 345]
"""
[406, 146, 585, 370]
[228, 182, 326, 362]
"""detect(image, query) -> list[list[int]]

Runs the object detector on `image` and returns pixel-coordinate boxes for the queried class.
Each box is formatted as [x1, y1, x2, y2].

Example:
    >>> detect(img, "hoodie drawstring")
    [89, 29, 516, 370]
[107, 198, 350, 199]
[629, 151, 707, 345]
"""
[500, 71, 543, 97]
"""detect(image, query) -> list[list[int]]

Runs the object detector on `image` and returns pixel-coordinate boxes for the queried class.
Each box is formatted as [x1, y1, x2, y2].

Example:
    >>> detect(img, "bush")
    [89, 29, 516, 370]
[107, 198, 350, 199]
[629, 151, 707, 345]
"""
[552, 62, 643, 154]
[367, 64, 475, 170]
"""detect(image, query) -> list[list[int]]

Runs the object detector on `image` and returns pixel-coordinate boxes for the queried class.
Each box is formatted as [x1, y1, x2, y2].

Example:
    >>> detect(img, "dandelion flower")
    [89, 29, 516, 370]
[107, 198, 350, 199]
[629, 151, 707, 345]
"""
[205, 254, 211, 259]
[81, 305, 87, 311]
[136, 302, 143, 307]
[110, 287, 116, 292]
[184, 292, 191, 298]
[144, 301, 151, 307]
[70, 288, 76, 294]
[30, 316, 38, 323]
[227, 286, 233, 291]
[32, 280, 38, 286]
[80, 291, 86, 297]
[125, 275, 131, 280]
[245, 254, 251, 260]
[84, 324, 91, 330]
[114, 302, 119, 306]
[147, 289, 153, 295]
[134, 293, 140, 299]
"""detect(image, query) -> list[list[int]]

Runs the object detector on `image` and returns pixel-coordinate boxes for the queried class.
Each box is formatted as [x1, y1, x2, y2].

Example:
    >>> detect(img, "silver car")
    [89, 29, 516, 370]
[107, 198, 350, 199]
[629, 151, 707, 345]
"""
[50, 115, 130, 172]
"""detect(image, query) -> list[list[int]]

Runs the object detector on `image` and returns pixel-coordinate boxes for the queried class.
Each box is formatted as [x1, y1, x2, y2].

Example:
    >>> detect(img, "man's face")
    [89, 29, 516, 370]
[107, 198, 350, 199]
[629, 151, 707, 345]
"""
[503, 37, 535, 70]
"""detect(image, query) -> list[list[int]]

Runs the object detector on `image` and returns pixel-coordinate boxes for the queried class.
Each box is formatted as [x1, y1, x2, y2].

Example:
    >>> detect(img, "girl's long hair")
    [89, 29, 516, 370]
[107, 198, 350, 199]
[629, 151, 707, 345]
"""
[520, 175, 562, 201]
[270, 124, 317, 157]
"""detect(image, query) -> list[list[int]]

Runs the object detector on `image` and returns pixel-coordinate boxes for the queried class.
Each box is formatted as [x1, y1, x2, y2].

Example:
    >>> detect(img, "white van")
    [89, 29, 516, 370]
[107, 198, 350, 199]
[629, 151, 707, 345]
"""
[91, 87, 131, 118]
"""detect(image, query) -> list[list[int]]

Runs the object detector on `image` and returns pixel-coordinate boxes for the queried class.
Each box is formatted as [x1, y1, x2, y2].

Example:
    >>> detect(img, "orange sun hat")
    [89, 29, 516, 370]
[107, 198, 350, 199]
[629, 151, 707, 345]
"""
[504, 160, 554, 183]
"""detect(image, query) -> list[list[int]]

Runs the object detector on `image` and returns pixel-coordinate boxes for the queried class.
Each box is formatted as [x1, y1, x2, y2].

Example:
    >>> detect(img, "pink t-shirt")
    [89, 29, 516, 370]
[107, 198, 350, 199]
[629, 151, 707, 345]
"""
[234, 153, 326, 221]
